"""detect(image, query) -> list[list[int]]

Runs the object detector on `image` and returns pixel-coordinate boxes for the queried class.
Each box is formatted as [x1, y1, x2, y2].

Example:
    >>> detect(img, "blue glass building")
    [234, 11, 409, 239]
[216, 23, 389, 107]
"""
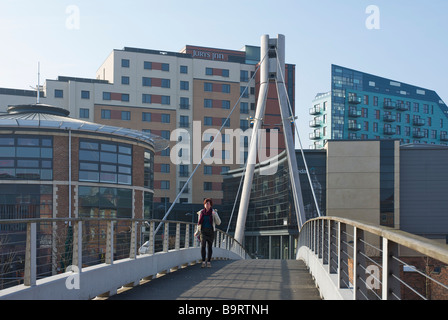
[310, 65, 448, 148]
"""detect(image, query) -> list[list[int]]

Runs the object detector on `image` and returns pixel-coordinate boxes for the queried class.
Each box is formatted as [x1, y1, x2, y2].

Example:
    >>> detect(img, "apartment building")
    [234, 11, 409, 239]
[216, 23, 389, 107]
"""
[309, 65, 448, 149]
[0, 43, 295, 210]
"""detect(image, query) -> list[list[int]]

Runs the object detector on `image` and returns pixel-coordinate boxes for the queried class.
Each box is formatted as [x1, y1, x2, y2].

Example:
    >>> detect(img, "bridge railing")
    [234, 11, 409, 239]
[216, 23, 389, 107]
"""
[297, 216, 448, 300]
[0, 217, 248, 299]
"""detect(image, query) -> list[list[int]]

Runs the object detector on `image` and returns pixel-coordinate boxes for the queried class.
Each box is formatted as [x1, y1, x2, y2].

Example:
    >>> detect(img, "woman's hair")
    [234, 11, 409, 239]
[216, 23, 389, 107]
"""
[203, 198, 213, 206]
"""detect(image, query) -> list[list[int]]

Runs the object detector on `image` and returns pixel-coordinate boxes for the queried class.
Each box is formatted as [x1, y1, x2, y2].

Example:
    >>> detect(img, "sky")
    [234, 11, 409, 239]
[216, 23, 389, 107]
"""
[0, 0, 447, 147]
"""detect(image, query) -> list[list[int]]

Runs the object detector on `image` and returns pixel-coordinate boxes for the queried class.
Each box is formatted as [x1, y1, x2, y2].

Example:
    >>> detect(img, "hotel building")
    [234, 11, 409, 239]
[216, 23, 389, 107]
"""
[0, 44, 295, 210]
[309, 65, 448, 149]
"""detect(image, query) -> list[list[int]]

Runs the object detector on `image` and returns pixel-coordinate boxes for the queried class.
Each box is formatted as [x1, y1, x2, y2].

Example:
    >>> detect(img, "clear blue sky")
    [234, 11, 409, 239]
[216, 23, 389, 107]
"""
[0, 0, 447, 147]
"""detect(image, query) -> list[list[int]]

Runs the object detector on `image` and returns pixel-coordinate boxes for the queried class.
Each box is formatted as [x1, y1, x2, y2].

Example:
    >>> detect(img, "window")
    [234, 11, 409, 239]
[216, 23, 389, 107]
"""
[204, 166, 212, 175]
[122, 59, 130, 68]
[0, 135, 53, 181]
[79, 139, 132, 185]
[204, 82, 213, 92]
[180, 65, 188, 74]
[54, 89, 63, 98]
[142, 94, 151, 104]
[161, 96, 170, 105]
[121, 76, 130, 85]
[144, 61, 152, 70]
[240, 102, 249, 114]
[161, 63, 169, 71]
[204, 182, 212, 191]
[161, 79, 170, 88]
[240, 70, 249, 82]
[222, 100, 230, 109]
[161, 114, 170, 123]
[101, 109, 111, 119]
[142, 112, 151, 122]
[204, 99, 212, 108]
[121, 94, 129, 102]
[180, 81, 189, 90]
[222, 84, 230, 93]
[179, 115, 189, 128]
[142, 77, 151, 87]
[121, 111, 131, 120]
[81, 90, 90, 99]
[161, 181, 170, 190]
[79, 108, 89, 119]
[103, 92, 111, 100]
[204, 117, 212, 126]
[180, 97, 189, 109]
[179, 165, 189, 177]
[222, 69, 229, 77]
[161, 164, 170, 173]
[144, 151, 154, 189]
[222, 118, 230, 127]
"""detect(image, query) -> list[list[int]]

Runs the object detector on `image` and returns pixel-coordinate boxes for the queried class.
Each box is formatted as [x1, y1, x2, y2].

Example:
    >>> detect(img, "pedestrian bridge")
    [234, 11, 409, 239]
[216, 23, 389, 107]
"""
[1, 217, 448, 300]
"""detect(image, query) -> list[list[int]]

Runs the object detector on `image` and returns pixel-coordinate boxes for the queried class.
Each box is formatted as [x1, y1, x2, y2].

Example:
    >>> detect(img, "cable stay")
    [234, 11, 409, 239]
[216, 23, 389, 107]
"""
[274, 48, 322, 218]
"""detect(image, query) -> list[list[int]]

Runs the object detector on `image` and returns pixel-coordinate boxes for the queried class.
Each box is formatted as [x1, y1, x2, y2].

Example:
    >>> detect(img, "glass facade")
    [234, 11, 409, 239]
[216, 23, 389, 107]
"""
[79, 139, 132, 185]
[0, 135, 53, 180]
[311, 64, 448, 148]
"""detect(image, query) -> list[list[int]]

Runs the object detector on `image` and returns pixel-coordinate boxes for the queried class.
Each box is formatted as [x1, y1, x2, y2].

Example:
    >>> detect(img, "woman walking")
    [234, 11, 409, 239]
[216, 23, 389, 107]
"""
[196, 198, 221, 268]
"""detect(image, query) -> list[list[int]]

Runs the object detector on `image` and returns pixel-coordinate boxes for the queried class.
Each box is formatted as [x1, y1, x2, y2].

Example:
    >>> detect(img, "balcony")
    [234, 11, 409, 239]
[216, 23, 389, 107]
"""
[309, 106, 322, 115]
[383, 114, 396, 122]
[348, 108, 362, 118]
[348, 96, 362, 104]
[309, 132, 322, 140]
[384, 127, 395, 135]
[309, 119, 322, 127]
[396, 103, 408, 111]
[348, 123, 361, 131]
[383, 101, 396, 109]
[413, 130, 425, 138]
[413, 118, 425, 126]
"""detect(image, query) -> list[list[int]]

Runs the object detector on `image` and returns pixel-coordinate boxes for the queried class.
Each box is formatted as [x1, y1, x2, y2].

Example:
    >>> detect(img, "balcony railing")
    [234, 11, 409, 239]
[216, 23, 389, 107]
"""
[384, 101, 396, 109]
[413, 118, 425, 126]
[384, 127, 395, 135]
[309, 119, 322, 127]
[348, 109, 362, 118]
[309, 132, 322, 140]
[383, 114, 396, 122]
[348, 96, 362, 104]
[309, 106, 322, 115]
[348, 123, 361, 131]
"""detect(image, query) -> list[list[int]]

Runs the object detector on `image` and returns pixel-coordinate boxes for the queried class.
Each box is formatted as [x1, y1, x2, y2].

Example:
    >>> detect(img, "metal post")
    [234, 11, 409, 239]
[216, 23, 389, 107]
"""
[72, 221, 83, 270]
[234, 34, 269, 244]
[175, 223, 180, 250]
[382, 237, 401, 300]
[149, 221, 154, 254]
[24, 222, 36, 286]
[130, 221, 137, 259]
[354, 227, 367, 300]
[329, 220, 338, 274]
[163, 222, 169, 252]
[185, 224, 190, 249]
[105, 221, 114, 265]
[338, 222, 349, 289]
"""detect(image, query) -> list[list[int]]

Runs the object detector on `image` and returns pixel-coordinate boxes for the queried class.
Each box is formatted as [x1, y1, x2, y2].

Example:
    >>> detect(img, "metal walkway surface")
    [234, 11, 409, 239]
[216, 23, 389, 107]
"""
[107, 259, 321, 300]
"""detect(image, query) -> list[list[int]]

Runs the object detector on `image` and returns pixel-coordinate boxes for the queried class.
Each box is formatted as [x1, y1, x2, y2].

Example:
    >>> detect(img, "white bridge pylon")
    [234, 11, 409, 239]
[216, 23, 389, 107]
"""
[234, 34, 307, 244]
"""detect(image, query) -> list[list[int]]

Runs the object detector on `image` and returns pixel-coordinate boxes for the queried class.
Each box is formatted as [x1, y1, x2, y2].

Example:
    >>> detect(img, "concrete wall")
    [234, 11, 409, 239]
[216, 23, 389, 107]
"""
[326, 140, 381, 225]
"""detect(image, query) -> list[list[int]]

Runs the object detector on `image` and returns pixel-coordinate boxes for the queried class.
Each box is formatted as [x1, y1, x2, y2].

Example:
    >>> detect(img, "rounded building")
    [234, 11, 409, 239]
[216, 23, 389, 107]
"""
[0, 104, 167, 278]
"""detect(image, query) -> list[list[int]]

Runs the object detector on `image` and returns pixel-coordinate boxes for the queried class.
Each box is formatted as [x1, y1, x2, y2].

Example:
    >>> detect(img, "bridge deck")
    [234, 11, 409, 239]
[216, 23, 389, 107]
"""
[108, 259, 321, 300]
